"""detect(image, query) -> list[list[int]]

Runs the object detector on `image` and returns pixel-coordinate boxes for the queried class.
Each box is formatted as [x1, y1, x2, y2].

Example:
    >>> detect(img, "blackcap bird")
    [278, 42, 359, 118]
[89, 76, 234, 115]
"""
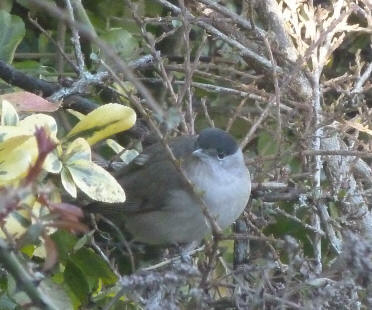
[89, 128, 251, 245]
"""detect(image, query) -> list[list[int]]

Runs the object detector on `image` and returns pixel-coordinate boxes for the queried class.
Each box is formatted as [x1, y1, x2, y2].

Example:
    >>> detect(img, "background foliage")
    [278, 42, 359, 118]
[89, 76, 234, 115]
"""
[0, 0, 372, 309]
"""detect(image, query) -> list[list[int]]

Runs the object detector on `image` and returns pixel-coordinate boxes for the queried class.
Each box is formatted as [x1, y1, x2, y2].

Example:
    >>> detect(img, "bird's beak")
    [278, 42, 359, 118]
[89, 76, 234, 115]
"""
[192, 148, 206, 159]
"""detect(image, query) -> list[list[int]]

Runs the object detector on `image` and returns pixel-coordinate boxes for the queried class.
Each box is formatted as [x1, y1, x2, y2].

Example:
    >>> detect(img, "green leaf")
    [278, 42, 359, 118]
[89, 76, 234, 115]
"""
[0, 272, 7, 291]
[6, 274, 16, 295]
[13, 60, 49, 75]
[0, 0, 13, 12]
[0, 294, 17, 310]
[51, 230, 78, 263]
[145, 1, 163, 17]
[16, 0, 54, 12]
[70, 248, 117, 286]
[20, 244, 35, 257]
[17, 223, 44, 248]
[73, 231, 94, 253]
[0, 10, 25, 63]
[64, 260, 89, 304]
[38, 32, 55, 65]
[11, 292, 31, 307]
[257, 131, 278, 157]
[65, 103, 136, 145]
[101, 29, 139, 61]
[39, 279, 74, 310]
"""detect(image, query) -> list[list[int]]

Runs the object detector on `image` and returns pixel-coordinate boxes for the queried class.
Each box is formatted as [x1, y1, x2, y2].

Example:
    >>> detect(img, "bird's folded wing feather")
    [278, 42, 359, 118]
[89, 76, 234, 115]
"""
[88, 135, 197, 216]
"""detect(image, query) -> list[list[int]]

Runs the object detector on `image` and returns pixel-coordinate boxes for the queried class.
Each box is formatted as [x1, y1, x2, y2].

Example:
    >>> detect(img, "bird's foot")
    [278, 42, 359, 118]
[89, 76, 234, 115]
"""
[173, 241, 199, 264]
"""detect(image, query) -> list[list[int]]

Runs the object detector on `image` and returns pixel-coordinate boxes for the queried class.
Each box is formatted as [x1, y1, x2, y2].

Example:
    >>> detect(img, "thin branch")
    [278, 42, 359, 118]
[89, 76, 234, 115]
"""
[28, 14, 78, 74]
[352, 62, 372, 94]
[262, 35, 282, 156]
[0, 239, 58, 310]
[64, 0, 85, 74]
[200, 97, 214, 128]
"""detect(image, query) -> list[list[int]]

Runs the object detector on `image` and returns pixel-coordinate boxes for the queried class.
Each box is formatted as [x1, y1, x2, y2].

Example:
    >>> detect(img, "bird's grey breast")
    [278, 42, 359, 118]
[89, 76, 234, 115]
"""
[183, 150, 251, 230]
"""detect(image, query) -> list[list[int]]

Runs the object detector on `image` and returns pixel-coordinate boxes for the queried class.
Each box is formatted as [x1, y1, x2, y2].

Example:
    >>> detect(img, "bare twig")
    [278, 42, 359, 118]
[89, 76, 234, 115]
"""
[28, 14, 78, 73]
[352, 62, 372, 94]
[200, 97, 214, 128]
[64, 0, 85, 74]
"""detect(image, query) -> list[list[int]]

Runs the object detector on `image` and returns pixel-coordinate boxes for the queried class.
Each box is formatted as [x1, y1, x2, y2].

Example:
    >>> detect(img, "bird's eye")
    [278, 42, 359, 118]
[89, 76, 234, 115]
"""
[217, 151, 225, 160]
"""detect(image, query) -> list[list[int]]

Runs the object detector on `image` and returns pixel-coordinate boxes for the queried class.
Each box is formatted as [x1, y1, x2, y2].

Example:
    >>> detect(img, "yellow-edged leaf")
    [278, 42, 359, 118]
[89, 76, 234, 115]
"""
[1, 100, 19, 126]
[0, 199, 49, 246]
[64, 137, 91, 163]
[0, 211, 30, 239]
[33, 243, 46, 258]
[19, 113, 58, 138]
[119, 149, 139, 164]
[0, 194, 37, 239]
[0, 135, 38, 184]
[61, 167, 77, 198]
[343, 119, 372, 136]
[66, 159, 125, 203]
[65, 103, 136, 145]
[18, 114, 61, 173]
[113, 81, 136, 96]
[66, 108, 85, 120]
[0, 126, 32, 142]
[106, 138, 124, 153]
[0, 134, 31, 151]
[106, 139, 138, 164]
[44, 149, 62, 173]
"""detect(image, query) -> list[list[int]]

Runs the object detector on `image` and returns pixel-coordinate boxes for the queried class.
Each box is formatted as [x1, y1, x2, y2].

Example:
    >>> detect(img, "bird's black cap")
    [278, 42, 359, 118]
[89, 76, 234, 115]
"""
[196, 128, 238, 156]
